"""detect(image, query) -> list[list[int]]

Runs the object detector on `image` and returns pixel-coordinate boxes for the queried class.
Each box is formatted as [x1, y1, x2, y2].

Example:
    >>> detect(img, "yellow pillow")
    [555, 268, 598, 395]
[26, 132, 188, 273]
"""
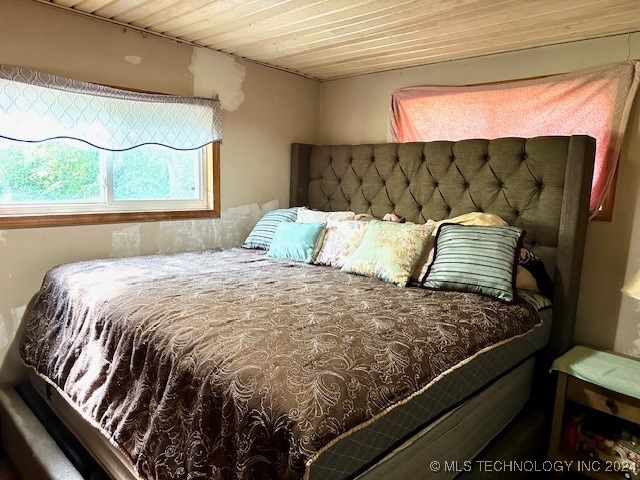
[516, 265, 539, 292]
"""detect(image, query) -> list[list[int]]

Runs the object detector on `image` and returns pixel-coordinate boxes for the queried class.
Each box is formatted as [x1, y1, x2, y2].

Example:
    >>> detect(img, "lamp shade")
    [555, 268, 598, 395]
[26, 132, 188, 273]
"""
[621, 269, 640, 300]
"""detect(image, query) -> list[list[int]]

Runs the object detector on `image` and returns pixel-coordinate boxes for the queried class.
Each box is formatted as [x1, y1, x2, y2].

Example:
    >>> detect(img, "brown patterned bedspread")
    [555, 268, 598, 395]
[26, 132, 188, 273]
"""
[20, 248, 540, 480]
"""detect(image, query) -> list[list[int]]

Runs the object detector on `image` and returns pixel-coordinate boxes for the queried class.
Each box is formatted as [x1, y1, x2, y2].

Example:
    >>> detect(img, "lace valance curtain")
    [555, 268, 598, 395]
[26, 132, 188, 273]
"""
[388, 61, 640, 217]
[0, 65, 222, 151]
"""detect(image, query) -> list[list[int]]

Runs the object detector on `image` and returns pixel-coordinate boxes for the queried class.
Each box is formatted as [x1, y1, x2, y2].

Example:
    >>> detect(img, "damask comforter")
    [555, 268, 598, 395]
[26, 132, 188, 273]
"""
[20, 248, 541, 480]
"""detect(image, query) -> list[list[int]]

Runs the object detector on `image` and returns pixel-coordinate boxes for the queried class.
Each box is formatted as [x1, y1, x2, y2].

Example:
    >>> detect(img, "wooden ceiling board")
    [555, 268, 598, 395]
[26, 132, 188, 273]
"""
[121, 0, 223, 28]
[199, 0, 483, 48]
[52, 0, 85, 6]
[33, 0, 640, 80]
[168, 0, 346, 42]
[279, 2, 637, 68]
[252, 1, 538, 62]
[74, 0, 117, 12]
[193, 0, 628, 57]
[150, 1, 281, 38]
[280, 3, 640, 77]
[191, 0, 416, 48]
[204, 0, 465, 54]
[302, 17, 640, 78]
[93, 0, 145, 18]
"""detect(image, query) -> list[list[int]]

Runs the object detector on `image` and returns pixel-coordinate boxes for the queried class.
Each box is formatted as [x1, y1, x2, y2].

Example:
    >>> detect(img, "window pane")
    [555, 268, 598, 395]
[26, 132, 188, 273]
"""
[111, 145, 201, 201]
[0, 138, 101, 203]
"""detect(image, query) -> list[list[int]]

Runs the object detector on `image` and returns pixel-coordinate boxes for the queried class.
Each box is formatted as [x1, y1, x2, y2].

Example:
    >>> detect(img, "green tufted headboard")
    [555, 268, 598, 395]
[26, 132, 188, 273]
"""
[290, 135, 595, 357]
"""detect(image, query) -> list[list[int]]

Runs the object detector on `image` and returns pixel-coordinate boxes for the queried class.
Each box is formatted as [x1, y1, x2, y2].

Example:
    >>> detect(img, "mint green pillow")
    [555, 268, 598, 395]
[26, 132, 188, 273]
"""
[267, 222, 326, 263]
[341, 220, 430, 287]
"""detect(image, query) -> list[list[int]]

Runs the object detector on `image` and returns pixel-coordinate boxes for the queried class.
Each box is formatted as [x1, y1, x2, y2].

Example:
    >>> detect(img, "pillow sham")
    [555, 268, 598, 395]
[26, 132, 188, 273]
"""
[242, 207, 299, 250]
[423, 224, 524, 302]
[314, 220, 369, 268]
[267, 222, 326, 263]
[341, 220, 430, 287]
[411, 213, 508, 284]
[519, 248, 554, 298]
[297, 208, 356, 223]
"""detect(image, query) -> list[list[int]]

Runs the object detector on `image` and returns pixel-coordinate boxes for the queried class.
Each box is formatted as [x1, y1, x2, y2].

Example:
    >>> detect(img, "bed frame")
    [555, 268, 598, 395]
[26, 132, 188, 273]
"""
[2, 135, 595, 480]
[289, 135, 595, 478]
[291, 136, 595, 359]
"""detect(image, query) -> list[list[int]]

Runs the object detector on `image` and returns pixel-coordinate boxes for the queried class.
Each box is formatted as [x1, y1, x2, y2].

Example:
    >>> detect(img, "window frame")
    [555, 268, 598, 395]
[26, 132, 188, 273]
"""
[0, 141, 220, 229]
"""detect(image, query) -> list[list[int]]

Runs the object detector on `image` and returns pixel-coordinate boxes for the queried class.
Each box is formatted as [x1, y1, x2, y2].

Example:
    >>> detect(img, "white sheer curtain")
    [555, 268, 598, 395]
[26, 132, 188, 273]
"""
[0, 65, 222, 151]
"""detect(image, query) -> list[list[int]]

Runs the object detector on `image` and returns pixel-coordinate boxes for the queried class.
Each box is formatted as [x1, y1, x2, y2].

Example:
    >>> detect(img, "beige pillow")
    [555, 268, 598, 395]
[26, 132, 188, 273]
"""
[297, 208, 356, 223]
[516, 266, 539, 292]
[432, 212, 507, 232]
[409, 221, 438, 283]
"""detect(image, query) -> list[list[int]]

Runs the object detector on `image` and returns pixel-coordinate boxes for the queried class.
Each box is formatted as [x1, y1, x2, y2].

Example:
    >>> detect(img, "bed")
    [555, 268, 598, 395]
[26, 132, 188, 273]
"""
[15, 135, 595, 480]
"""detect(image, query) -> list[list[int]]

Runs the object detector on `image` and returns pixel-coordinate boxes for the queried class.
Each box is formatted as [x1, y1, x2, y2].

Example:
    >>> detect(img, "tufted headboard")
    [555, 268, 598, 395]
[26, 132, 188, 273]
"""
[290, 136, 595, 356]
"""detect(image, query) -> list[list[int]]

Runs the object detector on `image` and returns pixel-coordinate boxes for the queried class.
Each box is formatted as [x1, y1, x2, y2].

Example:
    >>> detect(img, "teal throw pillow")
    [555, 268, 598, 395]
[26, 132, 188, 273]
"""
[267, 222, 326, 263]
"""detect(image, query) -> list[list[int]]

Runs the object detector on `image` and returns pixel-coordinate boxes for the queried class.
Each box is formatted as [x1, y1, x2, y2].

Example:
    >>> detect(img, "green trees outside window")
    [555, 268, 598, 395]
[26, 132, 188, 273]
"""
[0, 138, 202, 206]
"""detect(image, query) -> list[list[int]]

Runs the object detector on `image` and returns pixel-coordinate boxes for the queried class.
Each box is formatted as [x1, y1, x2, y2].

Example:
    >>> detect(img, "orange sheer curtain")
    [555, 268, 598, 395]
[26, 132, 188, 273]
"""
[388, 62, 640, 217]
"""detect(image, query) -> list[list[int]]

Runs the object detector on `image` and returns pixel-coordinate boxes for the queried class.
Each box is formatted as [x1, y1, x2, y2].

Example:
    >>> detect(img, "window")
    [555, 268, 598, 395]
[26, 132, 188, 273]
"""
[0, 140, 220, 229]
[0, 65, 222, 228]
[0, 138, 219, 224]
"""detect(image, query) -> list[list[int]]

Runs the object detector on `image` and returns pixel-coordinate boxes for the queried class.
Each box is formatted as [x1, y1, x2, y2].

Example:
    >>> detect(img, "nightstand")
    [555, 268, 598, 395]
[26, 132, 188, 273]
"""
[548, 346, 640, 480]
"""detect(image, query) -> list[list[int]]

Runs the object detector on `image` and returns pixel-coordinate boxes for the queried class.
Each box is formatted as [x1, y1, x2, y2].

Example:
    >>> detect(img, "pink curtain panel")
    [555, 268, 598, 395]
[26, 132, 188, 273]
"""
[388, 61, 640, 217]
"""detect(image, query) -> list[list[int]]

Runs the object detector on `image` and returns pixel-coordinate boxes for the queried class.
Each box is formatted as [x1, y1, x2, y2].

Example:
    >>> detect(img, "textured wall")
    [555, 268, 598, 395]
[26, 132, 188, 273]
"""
[0, 0, 320, 381]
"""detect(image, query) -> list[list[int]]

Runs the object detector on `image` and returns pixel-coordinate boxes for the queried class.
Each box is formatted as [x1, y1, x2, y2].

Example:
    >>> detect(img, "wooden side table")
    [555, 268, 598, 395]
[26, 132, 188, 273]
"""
[548, 346, 640, 480]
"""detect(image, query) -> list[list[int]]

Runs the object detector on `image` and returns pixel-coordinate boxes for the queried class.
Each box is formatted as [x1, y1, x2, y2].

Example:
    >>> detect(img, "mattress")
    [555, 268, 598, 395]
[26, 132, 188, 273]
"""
[310, 309, 551, 479]
[358, 357, 537, 480]
[27, 356, 538, 480]
[20, 248, 546, 480]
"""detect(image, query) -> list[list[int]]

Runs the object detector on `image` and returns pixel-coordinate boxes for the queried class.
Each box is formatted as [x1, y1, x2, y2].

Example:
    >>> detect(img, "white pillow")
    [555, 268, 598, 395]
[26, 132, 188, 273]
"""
[297, 208, 356, 223]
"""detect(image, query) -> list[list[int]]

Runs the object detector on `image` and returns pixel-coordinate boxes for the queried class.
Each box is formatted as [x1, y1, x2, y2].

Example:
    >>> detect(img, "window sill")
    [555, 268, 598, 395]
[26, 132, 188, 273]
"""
[0, 208, 220, 229]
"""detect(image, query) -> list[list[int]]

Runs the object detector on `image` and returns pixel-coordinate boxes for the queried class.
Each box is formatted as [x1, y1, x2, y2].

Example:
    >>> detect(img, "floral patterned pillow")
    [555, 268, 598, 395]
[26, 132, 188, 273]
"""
[314, 220, 369, 268]
[341, 220, 430, 287]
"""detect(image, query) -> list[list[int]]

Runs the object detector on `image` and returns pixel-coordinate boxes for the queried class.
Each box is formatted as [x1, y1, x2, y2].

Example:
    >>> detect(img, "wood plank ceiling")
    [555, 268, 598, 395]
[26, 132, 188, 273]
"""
[34, 0, 640, 80]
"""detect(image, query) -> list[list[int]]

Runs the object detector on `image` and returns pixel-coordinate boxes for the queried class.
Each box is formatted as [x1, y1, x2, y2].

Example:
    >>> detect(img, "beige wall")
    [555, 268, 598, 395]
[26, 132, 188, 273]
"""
[319, 34, 640, 357]
[0, 0, 320, 380]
